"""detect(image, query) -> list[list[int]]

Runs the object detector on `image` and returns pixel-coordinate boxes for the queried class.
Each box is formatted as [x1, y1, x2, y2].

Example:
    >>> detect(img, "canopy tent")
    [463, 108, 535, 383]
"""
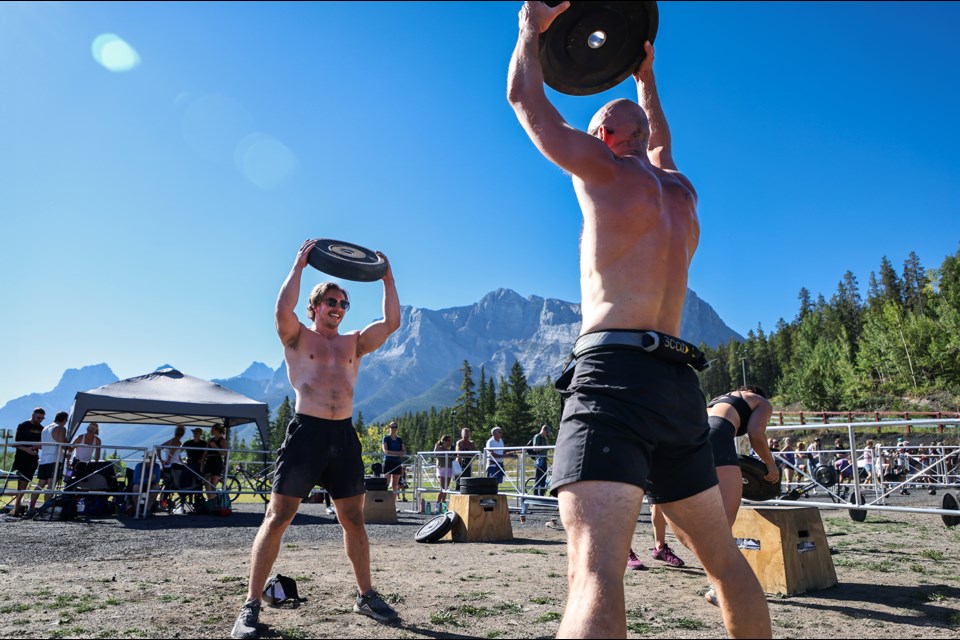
[66, 368, 269, 446]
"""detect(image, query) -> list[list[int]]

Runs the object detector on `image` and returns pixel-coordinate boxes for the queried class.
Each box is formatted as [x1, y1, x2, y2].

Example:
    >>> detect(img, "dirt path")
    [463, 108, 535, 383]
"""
[0, 503, 957, 639]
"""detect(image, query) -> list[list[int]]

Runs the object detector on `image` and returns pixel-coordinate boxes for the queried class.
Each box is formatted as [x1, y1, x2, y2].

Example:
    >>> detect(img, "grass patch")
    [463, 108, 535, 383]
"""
[278, 629, 307, 639]
[218, 576, 244, 583]
[538, 611, 562, 623]
[50, 627, 86, 639]
[670, 617, 708, 630]
[458, 574, 486, 582]
[920, 549, 945, 561]
[456, 604, 493, 618]
[530, 595, 560, 605]
[485, 632, 503, 639]
[463, 591, 493, 601]
[627, 621, 654, 633]
[293, 575, 313, 582]
[158, 594, 177, 603]
[430, 610, 460, 626]
[0, 603, 31, 614]
[546, 571, 563, 578]
[106, 597, 123, 606]
[504, 548, 547, 555]
[201, 616, 220, 625]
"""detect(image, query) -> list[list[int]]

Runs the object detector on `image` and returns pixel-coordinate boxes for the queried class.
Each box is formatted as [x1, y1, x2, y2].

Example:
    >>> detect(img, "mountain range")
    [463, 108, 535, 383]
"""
[0, 288, 741, 447]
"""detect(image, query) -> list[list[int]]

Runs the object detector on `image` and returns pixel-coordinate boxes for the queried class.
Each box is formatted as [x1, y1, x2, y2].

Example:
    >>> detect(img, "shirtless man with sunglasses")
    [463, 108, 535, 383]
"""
[232, 238, 401, 639]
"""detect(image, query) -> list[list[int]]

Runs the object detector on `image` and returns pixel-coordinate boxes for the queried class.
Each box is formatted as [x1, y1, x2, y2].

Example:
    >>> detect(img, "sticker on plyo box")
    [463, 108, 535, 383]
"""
[479, 498, 497, 508]
[735, 538, 760, 551]
[797, 540, 817, 554]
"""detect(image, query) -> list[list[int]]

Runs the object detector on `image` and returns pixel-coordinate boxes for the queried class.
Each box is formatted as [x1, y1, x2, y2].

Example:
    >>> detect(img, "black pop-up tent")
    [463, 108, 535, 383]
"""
[66, 368, 270, 445]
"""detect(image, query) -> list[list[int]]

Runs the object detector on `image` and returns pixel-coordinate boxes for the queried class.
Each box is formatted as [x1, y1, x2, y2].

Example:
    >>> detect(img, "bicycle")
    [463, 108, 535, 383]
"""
[523, 463, 552, 497]
[225, 463, 274, 504]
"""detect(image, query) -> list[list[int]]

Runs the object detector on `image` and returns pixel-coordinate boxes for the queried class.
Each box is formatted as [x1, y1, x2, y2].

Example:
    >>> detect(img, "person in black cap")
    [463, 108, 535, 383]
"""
[507, 3, 770, 637]
[182, 428, 207, 508]
[8, 408, 46, 517]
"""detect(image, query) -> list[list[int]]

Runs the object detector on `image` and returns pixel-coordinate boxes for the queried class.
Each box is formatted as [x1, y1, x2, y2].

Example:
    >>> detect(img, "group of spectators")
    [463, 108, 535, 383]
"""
[381, 422, 555, 510]
[3, 405, 234, 517]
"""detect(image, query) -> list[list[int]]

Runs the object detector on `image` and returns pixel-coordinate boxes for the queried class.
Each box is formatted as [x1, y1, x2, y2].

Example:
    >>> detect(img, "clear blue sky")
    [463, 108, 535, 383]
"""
[2, 1, 958, 405]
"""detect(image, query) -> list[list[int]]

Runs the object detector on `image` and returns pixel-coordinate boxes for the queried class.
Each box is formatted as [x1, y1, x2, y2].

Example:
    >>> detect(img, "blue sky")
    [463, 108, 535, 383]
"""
[2, 1, 958, 405]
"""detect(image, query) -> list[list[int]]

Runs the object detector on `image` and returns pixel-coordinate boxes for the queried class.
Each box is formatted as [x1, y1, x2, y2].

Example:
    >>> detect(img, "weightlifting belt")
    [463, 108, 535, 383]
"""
[571, 329, 710, 372]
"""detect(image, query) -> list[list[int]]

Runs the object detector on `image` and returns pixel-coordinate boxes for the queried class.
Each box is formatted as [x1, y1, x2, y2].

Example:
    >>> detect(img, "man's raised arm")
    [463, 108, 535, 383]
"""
[507, 1, 618, 183]
[357, 253, 400, 357]
[276, 239, 314, 347]
[634, 41, 675, 172]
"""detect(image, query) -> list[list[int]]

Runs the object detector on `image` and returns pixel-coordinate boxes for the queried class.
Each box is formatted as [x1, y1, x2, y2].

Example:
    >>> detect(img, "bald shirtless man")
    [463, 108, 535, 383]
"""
[507, 3, 771, 638]
[232, 238, 401, 639]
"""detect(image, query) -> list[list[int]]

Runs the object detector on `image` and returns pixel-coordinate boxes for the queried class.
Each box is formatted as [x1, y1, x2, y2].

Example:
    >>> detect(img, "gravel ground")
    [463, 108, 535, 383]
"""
[0, 495, 958, 639]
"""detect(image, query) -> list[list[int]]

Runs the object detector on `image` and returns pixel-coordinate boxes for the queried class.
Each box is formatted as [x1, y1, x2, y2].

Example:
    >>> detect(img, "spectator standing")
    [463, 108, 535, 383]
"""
[26, 411, 69, 515]
[182, 428, 206, 506]
[8, 407, 45, 517]
[485, 427, 507, 484]
[70, 423, 102, 480]
[434, 435, 453, 505]
[454, 427, 477, 492]
[530, 424, 551, 496]
[381, 422, 406, 498]
[202, 424, 228, 500]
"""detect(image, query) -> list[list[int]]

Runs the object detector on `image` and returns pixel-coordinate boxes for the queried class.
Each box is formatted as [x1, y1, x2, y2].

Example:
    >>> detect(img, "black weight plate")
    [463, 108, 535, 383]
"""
[849, 496, 867, 523]
[415, 511, 458, 543]
[364, 477, 388, 491]
[539, 1, 659, 96]
[739, 455, 780, 501]
[459, 477, 498, 489]
[942, 492, 960, 528]
[307, 238, 387, 282]
[461, 486, 498, 496]
[814, 464, 838, 488]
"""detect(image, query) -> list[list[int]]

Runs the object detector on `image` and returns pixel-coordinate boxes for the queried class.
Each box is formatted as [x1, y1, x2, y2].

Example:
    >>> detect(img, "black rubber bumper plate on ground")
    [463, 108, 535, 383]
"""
[415, 511, 459, 543]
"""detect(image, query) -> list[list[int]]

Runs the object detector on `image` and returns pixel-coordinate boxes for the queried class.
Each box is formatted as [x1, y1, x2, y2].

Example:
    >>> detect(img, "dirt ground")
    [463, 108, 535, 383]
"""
[0, 500, 958, 639]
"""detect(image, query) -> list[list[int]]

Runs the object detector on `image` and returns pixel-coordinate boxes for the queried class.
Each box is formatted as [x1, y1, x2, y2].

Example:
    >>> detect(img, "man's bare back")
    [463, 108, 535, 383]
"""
[575, 151, 698, 337]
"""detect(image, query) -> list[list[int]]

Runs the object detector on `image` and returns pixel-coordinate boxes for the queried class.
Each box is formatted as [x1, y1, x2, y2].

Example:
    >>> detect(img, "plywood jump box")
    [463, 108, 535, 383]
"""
[731, 505, 837, 596]
[444, 494, 513, 542]
[363, 490, 397, 524]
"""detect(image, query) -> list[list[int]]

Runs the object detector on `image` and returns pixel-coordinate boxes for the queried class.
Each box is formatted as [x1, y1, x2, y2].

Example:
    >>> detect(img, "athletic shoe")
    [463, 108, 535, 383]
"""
[704, 587, 719, 607]
[651, 544, 685, 567]
[230, 599, 262, 639]
[354, 590, 399, 623]
[626, 550, 646, 571]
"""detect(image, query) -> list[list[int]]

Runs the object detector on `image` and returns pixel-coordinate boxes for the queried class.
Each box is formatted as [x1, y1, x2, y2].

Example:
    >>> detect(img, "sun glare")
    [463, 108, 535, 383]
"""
[91, 33, 140, 72]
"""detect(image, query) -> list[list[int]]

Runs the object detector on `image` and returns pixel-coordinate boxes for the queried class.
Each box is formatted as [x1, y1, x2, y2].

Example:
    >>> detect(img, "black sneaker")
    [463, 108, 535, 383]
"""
[231, 599, 261, 639]
[354, 590, 399, 623]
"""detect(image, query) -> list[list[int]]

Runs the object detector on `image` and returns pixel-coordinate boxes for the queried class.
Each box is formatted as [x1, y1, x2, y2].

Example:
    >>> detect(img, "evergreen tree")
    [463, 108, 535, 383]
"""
[902, 251, 928, 316]
[797, 287, 813, 320]
[493, 361, 535, 444]
[477, 366, 490, 426]
[455, 360, 478, 432]
[270, 396, 294, 451]
[879, 255, 903, 306]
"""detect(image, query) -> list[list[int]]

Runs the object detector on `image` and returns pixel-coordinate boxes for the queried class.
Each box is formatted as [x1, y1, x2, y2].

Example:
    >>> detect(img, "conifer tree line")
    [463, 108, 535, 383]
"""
[697, 248, 960, 411]
[243, 247, 958, 458]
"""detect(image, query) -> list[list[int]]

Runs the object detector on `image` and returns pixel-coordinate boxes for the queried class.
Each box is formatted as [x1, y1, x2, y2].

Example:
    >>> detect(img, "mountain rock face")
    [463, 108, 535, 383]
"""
[0, 289, 742, 431]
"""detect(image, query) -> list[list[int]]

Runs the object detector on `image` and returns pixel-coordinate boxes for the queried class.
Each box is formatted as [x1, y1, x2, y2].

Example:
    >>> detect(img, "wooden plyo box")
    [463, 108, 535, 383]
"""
[732, 506, 837, 596]
[363, 490, 397, 524]
[444, 494, 513, 542]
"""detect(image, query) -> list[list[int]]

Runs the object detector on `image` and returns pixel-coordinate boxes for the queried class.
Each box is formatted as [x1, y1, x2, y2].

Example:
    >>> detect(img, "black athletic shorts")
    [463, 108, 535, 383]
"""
[203, 456, 224, 478]
[12, 452, 39, 482]
[383, 457, 403, 476]
[273, 414, 365, 501]
[552, 347, 718, 504]
[36, 462, 59, 482]
[708, 416, 740, 467]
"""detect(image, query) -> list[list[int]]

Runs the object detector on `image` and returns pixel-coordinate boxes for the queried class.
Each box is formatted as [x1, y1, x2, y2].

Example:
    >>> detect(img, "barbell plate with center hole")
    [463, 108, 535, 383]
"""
[307, 238, 387, 282]
[942, 492, 960, 528]
[738, 455, 780, 501]
[539, 1, 659, 96]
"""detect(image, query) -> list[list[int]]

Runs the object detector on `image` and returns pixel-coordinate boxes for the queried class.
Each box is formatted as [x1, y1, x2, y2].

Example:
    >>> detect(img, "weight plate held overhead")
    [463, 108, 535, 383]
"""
[540, 1, 659, 96]
[307, 238, 387, 283]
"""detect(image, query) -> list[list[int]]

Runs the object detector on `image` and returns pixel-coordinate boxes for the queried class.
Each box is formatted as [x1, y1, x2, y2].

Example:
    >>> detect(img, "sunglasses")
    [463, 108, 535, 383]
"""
[320, 297, 350, 311]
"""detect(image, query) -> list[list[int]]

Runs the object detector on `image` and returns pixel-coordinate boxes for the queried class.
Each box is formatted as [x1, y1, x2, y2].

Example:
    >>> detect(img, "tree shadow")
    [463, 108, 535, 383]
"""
[771, 582, 960, 630]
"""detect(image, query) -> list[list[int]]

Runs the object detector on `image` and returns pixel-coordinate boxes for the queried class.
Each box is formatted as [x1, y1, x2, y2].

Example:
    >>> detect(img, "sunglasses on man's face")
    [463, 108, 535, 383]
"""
[320, 297, 350, 311]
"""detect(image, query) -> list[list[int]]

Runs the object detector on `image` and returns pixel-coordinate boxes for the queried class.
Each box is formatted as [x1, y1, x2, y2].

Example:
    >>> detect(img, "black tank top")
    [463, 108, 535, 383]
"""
[707, 393, 753, 437]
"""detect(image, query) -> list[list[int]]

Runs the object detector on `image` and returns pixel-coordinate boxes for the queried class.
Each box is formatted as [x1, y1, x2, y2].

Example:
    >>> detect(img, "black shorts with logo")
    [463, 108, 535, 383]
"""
[551, 347, 718, 504]
[273, 414, 365, 501]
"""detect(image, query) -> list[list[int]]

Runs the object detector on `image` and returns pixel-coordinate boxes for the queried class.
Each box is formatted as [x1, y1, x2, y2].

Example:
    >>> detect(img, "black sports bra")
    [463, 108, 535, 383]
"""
[707, 392, 754, 435]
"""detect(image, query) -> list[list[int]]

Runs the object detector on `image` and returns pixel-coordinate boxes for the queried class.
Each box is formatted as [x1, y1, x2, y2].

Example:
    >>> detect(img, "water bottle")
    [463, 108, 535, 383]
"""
[78, 498, 86, 514]
[425, 501, 432, 515]
[439, 502, 446, 513]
